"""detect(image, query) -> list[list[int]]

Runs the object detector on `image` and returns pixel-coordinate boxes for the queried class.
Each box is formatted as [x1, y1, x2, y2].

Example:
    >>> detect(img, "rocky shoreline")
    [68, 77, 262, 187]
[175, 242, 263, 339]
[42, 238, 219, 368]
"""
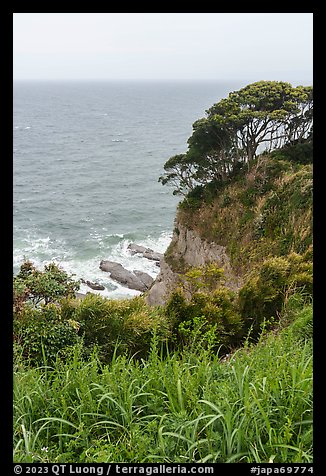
[77, 243, 163, 297]
[99, 260, 154, 292]
[99, 243, 163, 292]
[145, 221, 242, 306]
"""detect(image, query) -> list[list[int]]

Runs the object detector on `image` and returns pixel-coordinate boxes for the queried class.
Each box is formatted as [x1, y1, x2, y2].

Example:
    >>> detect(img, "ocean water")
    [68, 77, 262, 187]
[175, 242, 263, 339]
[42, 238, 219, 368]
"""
[13, 80, 245, 298]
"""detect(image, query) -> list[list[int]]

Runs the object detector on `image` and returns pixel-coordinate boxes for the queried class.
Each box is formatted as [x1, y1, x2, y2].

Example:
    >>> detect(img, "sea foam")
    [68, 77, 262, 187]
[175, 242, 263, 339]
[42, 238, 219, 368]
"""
[13, 230, 172, 299]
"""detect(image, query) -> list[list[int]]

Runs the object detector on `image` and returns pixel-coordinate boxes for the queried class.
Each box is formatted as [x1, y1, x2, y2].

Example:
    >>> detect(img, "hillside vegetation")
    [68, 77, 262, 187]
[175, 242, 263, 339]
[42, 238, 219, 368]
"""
[13, 81, 313, 463]
[175, 155, 312, 275]
[14, 297, 312, 463]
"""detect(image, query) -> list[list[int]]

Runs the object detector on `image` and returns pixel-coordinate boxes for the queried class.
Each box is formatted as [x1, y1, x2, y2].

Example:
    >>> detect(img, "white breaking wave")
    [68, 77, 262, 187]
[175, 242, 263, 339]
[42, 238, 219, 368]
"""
[13, 230, 172, 300]
[136, 231, 172, 254]
[13, 235, 70, 271]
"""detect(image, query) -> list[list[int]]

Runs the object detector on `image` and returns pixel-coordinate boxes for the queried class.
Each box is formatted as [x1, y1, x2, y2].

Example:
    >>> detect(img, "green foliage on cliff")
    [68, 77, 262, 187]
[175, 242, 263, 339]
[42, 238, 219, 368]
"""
[159, 81, 313, 196]
[163, 136, 312, 347]
[165, 264, 243, 351]
[14, 266, 170, 366]
[62, 293, 170, 361]
[163, 151, 313, 348]
[174, 155, 312, 275]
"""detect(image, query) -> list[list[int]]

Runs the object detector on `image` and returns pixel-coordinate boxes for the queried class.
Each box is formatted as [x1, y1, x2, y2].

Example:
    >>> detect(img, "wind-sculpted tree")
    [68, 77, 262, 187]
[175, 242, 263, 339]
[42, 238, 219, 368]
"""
[282, 85, 313, 144]
[186, 118, 237, 183]
[159, 81, 313, 196]
[158, 153, 197, 196]
[209, 81, 313, 159]
[159, 120, 236, 194]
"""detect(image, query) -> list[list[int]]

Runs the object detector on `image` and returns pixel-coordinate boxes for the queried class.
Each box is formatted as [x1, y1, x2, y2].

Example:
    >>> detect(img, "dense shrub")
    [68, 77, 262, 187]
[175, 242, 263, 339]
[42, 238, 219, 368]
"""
[289, 306, 313, 341]
[14, 261, 80, 309]
[165, 286, 243, 353]
[13, 261, 81, 365]
[13, 303, 80, 365]
[67, 294, 170, 361]
[259, 166, 312, 250]
[172, 157, 312, 278]
[285, 294, 313, 341]
[238, 253, 313, 336]
[271, 138, 313, 165]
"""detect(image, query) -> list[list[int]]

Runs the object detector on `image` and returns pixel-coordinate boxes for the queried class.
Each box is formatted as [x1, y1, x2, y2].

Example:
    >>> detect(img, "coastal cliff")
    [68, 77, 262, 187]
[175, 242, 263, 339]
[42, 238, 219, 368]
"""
[146, 153, 313, 306]
[146, 221, 241, 306]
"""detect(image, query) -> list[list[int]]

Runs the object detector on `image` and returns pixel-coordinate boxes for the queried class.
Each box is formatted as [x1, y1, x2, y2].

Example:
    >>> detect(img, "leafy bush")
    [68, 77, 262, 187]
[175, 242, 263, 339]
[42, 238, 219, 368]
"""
[13, 261, 82, 365]
[14, 304, 80, 365]
[69, 294, 170, 361]
[165, 287, 243, 352]
[171, 159, 312, 284]
[160, 82, 313, 196]
[14, 261, 80, 311]
[238, 253, 313, 336]
[165, 264, 244, 352]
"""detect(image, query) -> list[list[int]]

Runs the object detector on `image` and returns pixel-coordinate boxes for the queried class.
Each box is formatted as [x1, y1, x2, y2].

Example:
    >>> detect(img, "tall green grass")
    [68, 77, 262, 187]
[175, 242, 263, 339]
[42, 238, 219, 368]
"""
[13, 304, 313, 463]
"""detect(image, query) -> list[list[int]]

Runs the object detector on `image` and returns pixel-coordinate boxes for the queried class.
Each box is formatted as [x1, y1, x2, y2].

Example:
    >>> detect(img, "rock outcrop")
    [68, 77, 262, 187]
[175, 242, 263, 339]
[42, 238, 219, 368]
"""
[80, 278, 105, 291]
[145, 222, 242, 306]
[145, 258, 180, 306]
[127, 243, 163, 262]
[133, 270, 154, 289]
[99, 260, 153, 292]
[142, 250, 163, 261]
[128, 243, 151, 255]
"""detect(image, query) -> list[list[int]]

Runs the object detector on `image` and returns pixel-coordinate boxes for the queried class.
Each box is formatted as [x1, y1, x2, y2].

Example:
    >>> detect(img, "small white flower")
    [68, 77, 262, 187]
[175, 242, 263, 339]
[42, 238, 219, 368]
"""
[41, 447, 49, 453]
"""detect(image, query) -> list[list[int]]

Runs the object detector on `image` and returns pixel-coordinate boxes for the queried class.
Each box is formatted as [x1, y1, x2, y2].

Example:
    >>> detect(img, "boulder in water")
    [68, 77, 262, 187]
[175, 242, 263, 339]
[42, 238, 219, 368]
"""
[133, 270, 154, 289]
[127, 243, 163, 261]
[143, 250, 164, 261]
[127, 243, 153, 255]
[80, 278, 105, 291]
[99, 260, 152, 292]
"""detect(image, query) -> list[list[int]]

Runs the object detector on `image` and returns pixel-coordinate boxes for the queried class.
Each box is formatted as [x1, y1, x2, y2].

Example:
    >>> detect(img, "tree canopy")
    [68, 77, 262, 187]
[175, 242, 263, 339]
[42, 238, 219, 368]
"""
[159, 81, 313, 196]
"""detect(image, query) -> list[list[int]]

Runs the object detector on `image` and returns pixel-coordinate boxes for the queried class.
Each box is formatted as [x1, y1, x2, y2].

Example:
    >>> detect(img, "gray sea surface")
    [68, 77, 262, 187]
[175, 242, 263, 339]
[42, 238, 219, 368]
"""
[13, 80, 245, 297]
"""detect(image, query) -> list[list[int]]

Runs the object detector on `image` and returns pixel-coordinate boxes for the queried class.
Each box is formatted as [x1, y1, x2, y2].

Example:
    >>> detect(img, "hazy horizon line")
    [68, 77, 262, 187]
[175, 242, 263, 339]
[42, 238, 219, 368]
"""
[13, 77, 313, 84]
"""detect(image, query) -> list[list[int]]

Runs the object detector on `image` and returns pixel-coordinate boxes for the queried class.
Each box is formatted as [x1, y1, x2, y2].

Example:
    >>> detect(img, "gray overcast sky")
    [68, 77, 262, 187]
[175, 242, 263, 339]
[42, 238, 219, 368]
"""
[13, 13, 313, 82]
